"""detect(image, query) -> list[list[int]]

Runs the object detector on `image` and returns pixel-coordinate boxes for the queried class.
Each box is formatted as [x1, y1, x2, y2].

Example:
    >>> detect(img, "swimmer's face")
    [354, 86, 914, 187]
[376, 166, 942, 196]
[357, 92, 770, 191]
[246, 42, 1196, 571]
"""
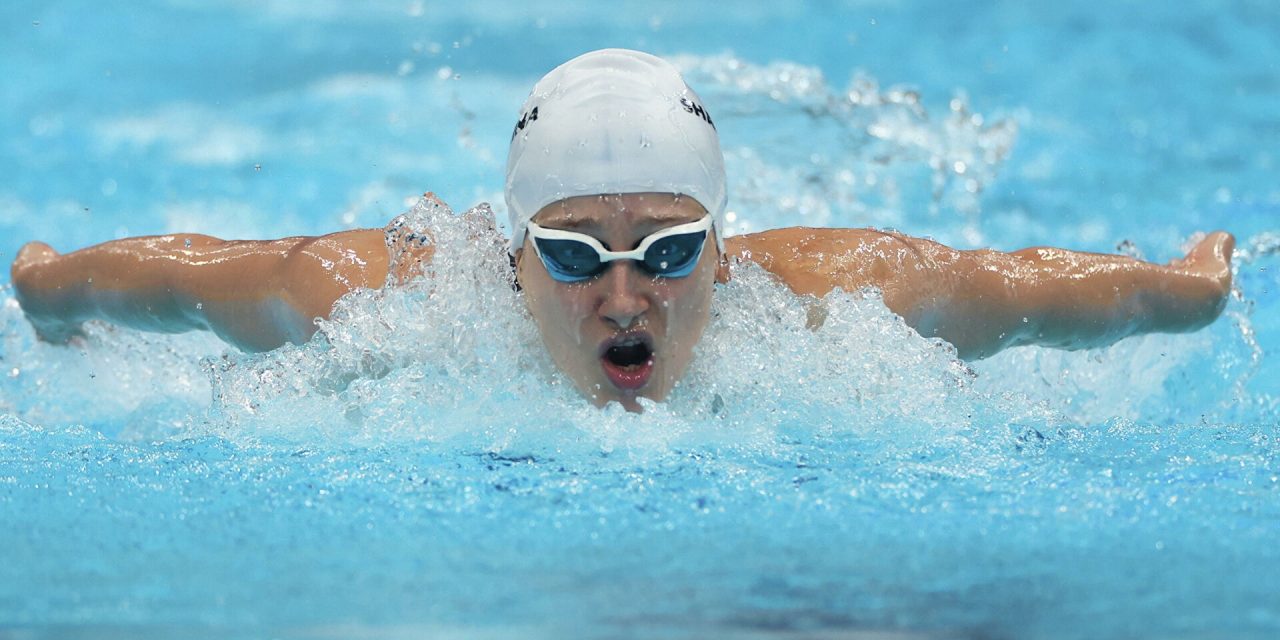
[516, 193, 719, 412]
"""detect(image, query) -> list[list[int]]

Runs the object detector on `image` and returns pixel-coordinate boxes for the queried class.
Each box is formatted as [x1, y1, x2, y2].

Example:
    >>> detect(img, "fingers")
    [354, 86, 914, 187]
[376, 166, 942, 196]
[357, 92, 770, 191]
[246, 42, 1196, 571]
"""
[1211, 230, 1235, 264]
[11, 241, 58, 284]
[1179, 231, 1234, 299]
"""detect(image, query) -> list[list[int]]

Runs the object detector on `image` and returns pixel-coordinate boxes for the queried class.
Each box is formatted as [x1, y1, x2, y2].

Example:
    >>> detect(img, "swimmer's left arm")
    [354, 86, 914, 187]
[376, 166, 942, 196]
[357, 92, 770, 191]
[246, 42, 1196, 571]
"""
[726, 228, 1234, 360]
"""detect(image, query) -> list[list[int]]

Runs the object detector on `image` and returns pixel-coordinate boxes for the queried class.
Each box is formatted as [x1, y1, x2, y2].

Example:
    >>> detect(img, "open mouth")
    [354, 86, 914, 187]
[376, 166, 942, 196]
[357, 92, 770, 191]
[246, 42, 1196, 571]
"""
[599, 333, 655, 391]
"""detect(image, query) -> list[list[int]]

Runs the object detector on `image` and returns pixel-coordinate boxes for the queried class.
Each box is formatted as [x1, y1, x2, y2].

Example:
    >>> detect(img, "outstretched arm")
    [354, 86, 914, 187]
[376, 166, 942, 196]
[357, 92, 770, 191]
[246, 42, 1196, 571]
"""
[9, 228, 425, 352]
[726, 228, 1234, 359]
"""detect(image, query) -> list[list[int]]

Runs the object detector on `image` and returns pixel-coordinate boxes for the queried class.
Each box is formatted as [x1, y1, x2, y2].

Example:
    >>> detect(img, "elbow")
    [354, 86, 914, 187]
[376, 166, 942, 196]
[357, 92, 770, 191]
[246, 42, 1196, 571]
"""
[902, 300, 1017, 361]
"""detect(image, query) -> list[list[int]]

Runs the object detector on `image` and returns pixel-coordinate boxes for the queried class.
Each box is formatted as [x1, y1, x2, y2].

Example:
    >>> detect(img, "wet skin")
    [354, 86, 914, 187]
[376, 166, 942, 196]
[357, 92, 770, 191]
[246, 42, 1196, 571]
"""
[725, 226, 1234, 359]
[10, 192, 1235, 410]
[515, 194, 719, 411]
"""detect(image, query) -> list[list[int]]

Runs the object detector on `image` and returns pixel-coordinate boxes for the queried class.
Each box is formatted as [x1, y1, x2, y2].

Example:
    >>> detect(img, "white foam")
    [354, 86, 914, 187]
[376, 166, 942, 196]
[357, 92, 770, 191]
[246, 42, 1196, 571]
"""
[1, 194, 1260, 459]
[675, 55, 1019, 235]
[191, 196, 1028, 458]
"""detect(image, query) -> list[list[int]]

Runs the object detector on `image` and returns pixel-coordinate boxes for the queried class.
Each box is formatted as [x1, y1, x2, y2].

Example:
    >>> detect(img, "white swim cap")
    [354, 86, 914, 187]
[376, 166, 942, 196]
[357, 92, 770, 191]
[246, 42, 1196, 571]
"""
[505, 48, 727, 255]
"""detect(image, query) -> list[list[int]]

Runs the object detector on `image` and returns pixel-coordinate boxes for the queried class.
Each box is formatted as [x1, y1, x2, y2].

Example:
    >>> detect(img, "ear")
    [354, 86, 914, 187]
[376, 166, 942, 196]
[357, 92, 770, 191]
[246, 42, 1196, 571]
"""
[510, 248, 526, 290]
[714, 246, 731, 284]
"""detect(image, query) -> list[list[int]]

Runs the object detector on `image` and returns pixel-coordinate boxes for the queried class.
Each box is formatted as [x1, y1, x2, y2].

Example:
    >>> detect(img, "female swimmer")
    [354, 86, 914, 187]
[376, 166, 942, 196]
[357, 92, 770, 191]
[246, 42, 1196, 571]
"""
[8, 49, 1233, 412]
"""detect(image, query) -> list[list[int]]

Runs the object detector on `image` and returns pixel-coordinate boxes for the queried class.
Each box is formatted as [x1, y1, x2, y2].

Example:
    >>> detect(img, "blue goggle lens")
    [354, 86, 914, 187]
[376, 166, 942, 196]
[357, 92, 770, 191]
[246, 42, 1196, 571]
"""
[640, 231, 705, 277]
[536, 238, 604, 279]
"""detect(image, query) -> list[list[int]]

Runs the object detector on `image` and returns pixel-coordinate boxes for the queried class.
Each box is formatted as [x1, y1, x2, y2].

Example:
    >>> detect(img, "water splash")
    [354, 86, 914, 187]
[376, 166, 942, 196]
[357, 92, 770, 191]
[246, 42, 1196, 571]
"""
[0, 201, 1266, 464]
[1222, 230, 1280, 402]
[204, 195, 558, 446]
[1234, 231, 1280, 265]
[189, 193, 1013, 457]
[0, 294, 219, 438]
[0, 198, 1266, 456]
[973, 230, 1280, 425]
[185, 195, 1256, 459]
[676, 55, 1019, 235]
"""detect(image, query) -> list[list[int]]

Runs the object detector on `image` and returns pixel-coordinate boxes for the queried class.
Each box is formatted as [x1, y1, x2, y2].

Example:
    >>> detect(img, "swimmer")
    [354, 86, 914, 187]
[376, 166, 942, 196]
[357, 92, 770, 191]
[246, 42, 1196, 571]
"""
[9, 49, 1234, 411]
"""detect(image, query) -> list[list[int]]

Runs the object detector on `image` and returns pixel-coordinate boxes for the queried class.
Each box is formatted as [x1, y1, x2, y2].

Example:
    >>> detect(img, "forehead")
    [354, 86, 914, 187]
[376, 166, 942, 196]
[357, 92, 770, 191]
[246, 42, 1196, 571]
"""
[531, 193, 707, 230]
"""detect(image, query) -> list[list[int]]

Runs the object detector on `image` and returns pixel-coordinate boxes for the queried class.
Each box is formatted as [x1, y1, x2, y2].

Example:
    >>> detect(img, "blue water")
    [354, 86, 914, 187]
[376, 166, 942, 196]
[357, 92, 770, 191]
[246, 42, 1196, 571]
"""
[3, 1, 1280, 638]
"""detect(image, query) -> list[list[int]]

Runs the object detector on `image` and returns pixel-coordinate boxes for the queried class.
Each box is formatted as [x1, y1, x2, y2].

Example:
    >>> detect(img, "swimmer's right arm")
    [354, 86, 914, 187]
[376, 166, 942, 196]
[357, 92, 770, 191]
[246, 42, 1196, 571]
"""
[728, 228, 1234, 360]
[9, 228, 432, 352]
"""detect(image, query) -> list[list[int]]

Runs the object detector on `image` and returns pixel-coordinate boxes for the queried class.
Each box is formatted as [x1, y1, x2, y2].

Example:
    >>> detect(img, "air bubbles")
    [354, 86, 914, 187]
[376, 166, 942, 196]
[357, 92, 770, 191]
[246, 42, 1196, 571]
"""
[436, 66, 453, 81]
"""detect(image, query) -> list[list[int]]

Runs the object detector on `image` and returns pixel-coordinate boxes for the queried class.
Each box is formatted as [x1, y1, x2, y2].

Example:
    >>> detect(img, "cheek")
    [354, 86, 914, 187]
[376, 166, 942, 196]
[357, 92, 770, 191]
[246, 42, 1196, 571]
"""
[519, 262, 557, 329]
[658, 261, 716, 341]
[686, 250, 719, 310]
[552, 288, 595, 347]
[521, 265, 594, 349]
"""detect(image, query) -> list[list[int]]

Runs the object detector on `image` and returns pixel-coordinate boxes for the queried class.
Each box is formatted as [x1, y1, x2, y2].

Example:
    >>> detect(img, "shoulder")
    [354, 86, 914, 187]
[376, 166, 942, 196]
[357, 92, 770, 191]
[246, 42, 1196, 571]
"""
[721, 227, 875, 297]
[722, 226, 933, 298]
[725, 227, 890, 265]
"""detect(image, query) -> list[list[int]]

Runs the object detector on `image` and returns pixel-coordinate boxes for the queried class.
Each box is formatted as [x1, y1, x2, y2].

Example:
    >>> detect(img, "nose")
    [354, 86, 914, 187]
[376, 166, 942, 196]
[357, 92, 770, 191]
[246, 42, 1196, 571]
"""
[596, 261, 650, 329]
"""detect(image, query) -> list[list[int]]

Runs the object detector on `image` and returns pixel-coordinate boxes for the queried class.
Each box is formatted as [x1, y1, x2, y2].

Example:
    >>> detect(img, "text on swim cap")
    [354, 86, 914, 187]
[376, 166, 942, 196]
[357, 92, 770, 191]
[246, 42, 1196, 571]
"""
[512, 106, 540, 140]
[680, 97, 715, 130]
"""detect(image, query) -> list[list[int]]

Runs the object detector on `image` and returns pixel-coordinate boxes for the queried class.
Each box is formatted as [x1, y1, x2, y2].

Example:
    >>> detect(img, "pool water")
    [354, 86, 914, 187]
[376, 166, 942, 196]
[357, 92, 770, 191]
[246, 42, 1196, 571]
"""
[3, 1, 1280, 638]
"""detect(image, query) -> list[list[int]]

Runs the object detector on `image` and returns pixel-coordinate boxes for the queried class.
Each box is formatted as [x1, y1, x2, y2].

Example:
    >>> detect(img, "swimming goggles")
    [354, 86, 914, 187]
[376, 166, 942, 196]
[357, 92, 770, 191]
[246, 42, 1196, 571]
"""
[526, 215, 712, 282]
